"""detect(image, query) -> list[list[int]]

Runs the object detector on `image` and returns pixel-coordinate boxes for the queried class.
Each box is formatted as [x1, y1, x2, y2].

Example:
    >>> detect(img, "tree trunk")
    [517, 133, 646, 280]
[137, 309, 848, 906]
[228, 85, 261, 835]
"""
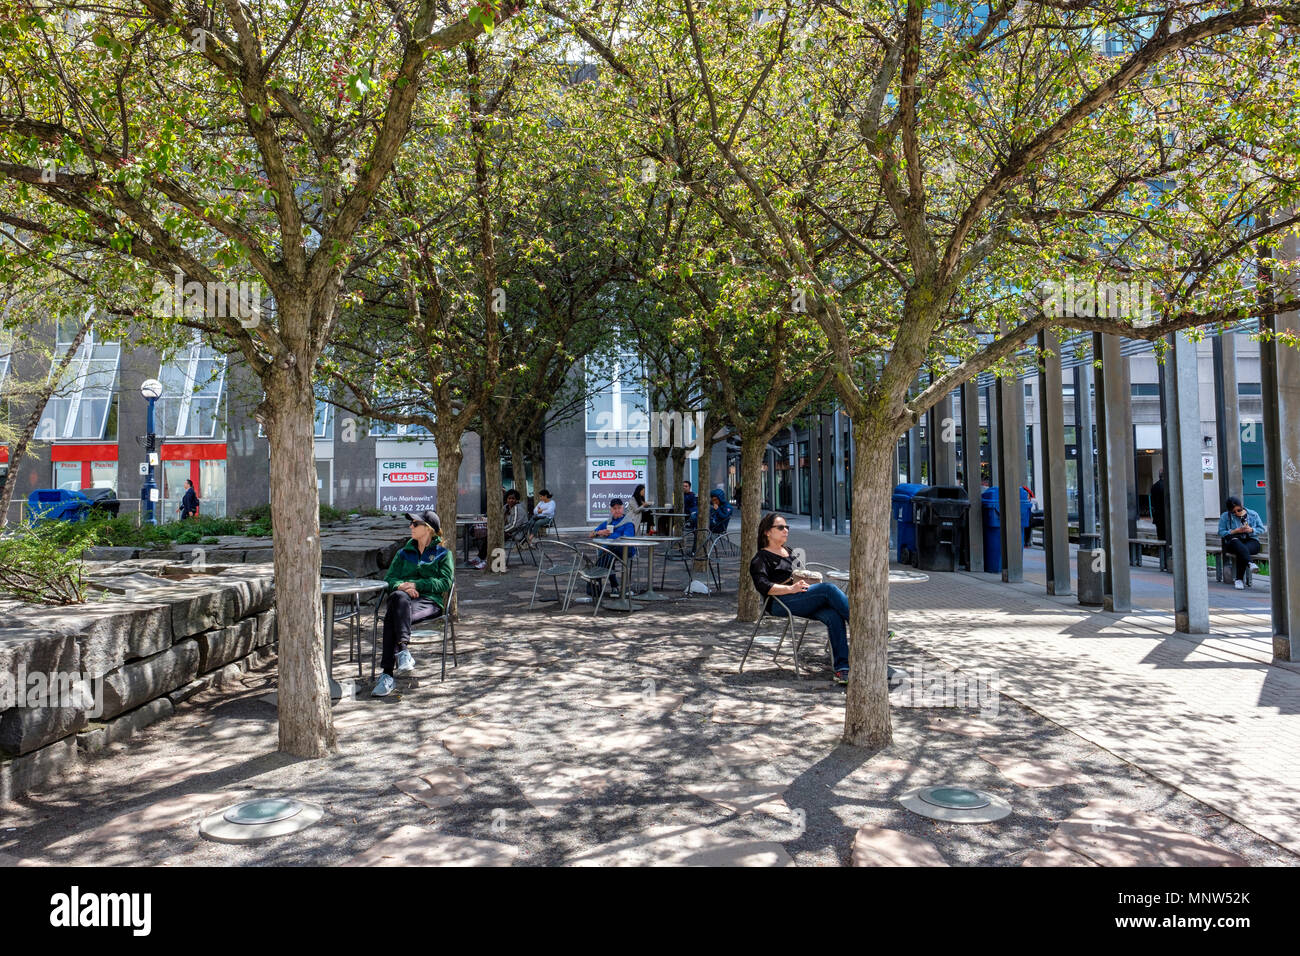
[509, 438, 528, 501]
[736, 434, 766, 621]
[530, 439, 546, 497]
[693, 413, 715, 569]
[482, 421, 505, 570]
[0, 322, 92, 527]
[842, 425, 895, 749]
[653, 446, 669, 514]
[265, 368, 335, 757]
[671, 445, 686, 515]
[434, 424, 464, 616]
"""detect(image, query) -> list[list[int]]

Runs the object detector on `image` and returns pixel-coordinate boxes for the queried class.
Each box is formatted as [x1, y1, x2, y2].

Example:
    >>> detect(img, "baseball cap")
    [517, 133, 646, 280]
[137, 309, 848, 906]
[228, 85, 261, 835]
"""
[403, 510, 441, 533]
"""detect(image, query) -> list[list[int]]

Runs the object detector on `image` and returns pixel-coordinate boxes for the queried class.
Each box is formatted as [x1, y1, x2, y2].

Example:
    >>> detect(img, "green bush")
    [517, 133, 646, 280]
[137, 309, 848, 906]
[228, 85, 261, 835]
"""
[0, 519, 99, 604]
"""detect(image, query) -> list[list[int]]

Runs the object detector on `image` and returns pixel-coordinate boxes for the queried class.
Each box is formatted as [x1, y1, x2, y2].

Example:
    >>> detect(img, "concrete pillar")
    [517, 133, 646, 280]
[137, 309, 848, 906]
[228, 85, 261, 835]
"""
[1165, 333, 1210, 634]
[996, 373, 1026, 583]
[1121, 354, 1139, 539]
[1075, 362, 1097, 538]
[819, 413, 834, 531]
[907, 422, 922, 485]
[985, 383, 999, 493]
[1213, 333, 1243, 503]
[1039, 331, 1071, 595]
[962, 379, 984, 573]
[1261, 223, 1300, 662]
[932, 388, 958, 486]
[1093, 334, 1132, 611]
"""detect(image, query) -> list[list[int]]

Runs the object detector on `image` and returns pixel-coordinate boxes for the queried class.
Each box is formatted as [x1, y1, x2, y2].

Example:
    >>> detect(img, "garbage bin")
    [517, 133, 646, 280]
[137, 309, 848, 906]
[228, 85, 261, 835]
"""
[25, 488, 93, 524]
[892, 483, 926, 565]
[981, 486, 1002, 573]
[1020, 486, 1034, 547]
[82, 487, 121, 518]
[913, 485, 970, 573]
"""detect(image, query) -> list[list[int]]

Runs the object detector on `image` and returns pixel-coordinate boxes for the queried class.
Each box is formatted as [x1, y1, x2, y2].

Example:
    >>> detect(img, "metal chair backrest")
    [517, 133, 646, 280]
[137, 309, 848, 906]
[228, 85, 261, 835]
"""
[577, 539, 627, 573]
[536, 538, 579, 572]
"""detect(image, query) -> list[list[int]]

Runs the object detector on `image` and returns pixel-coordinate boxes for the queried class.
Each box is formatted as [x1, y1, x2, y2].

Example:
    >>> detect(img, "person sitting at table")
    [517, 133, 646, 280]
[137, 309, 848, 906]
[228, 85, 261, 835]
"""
[628, 483, 655, 535]
[525, 488, 556, 544]
[707, 487, 733, 535]
[588, 497, 636, 594]
[682, 480, 699, 530]
[1218, 495, 1266, 590]
[477, 488, 527, 564]
[374, 510, 454, 697]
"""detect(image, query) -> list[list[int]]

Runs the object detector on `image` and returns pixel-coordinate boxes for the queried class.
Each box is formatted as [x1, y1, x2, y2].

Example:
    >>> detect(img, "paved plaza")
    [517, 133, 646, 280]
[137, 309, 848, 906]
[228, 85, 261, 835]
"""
[1, 524, 1296, 867]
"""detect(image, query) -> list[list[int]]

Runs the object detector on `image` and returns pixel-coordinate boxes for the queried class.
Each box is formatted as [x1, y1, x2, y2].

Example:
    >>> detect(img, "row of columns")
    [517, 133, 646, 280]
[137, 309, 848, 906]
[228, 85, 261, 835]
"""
[896, 320, 1299, 663]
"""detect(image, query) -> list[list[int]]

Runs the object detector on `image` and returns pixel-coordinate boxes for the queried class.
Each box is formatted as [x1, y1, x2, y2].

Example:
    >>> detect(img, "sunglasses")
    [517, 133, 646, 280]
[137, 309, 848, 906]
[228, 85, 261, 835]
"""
[772, 524, 789, 531]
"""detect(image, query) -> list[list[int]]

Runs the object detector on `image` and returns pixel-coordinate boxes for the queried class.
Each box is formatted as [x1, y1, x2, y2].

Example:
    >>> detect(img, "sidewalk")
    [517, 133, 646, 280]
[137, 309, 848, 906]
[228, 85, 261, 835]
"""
[785, 516, 1300, 855]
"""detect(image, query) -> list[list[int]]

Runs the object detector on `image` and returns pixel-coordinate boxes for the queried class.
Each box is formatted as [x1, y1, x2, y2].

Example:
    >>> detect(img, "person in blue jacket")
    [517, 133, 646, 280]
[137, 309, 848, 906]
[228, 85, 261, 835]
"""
[1218, 496, 1266, 589]
[707, 487, 733, 534]
[589, 498, 636, 593]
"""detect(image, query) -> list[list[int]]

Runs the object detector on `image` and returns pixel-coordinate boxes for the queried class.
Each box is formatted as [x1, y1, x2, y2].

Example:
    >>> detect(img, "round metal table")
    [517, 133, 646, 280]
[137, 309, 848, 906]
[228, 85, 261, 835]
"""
[619, 535, 673, 602]
[321, 578, 386, 699]
[825, 569, 931, 586]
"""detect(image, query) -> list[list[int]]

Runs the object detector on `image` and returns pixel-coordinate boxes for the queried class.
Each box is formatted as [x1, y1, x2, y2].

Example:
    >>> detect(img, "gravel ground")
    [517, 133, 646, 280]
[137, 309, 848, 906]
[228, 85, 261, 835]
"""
[2, 553, 1295, 867]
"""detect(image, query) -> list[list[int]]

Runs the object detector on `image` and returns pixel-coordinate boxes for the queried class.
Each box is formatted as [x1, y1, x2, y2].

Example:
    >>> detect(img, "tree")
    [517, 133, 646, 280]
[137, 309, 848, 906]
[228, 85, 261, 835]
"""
[0, 0, 522, 755]
[548, 0, 1300, 748]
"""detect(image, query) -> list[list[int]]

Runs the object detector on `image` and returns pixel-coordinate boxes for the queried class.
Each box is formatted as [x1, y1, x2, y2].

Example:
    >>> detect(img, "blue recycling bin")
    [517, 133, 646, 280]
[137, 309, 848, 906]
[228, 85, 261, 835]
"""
[26, 488, 93, 524]
[1020, 486, 1033, 546]
[892, 483, 925, 565]
[981, 486, 1003, 573]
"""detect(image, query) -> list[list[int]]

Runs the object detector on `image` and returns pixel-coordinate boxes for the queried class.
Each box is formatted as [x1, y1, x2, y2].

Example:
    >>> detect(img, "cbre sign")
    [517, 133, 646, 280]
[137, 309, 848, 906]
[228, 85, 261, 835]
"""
[377, 458, 438, 514]
[587, 456, 646, 521]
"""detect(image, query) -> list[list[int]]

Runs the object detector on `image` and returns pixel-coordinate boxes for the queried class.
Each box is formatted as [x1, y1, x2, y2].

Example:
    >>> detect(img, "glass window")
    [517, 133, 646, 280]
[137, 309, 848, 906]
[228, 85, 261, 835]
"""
[39, 338, 121, 440]
[90, 461, 117, 492]
[53, 461, 80, 490]
[314, 401, 334, 439]
[156, 339, 227, 439]
[585, 353, 648, 434]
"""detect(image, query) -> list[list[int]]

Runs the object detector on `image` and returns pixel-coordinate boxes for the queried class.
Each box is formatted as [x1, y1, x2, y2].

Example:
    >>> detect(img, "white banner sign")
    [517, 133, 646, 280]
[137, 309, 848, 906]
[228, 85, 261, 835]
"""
[587, 456, 646, 521]
[377, 457, 438, 514]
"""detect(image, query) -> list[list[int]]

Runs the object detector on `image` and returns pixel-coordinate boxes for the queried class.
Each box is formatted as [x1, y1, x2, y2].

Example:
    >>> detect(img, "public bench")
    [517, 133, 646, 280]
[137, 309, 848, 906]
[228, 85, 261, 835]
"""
[1206, 530, 1268, 586]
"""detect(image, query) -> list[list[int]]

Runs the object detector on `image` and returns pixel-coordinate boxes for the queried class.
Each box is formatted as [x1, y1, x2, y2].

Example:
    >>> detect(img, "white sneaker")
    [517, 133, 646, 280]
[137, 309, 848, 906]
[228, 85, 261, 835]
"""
[371, 673, 396, 697]
[1234, 579, 1245, 590]
[395, 649, 416, 676]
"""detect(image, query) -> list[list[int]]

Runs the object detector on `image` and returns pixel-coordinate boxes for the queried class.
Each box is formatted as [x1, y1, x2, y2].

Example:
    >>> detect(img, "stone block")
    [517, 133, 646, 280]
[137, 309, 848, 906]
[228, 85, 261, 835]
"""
[0, 737, 77, 804]
[167, 677, 211, 707]
[242, 547, 275, 563]
[83, 546, 142, 561]
[0, 626, 87, 756]
[161, 578, 242, 639]
[254, 609, 277, 648]
[76, 697, 174, 754]
[217, 567, 275, 617]
[196, 618, 257, 673]
[100, 640, 199, 721]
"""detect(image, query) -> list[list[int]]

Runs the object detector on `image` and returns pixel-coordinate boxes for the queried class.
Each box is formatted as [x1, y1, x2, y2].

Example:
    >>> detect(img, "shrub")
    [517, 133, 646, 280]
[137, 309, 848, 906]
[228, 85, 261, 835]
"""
[0, 519, 99, 604]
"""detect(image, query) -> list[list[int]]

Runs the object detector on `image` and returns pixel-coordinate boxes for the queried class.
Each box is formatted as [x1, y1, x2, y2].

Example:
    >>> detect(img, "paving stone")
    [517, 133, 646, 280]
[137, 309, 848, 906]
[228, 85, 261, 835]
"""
[709, 733, 807, 768]
[37, 792, 232, 865]
[438, 723, 514, 757]
[711, 699, 781, 725]
[568, 823, 793, 866]
[926, 716, 1004, 739]
[851, 825, 950, 867]
[395, 767, 473, 809]
[585, 688, 684, 715]
[1048, 800, 1247, 866]
[514, 763, 636, 818]
[1020, 843, 1099, 867]
[979, 753, 1089, 788]
[801, 705, 845, 727]
[680, 781, 789, 816]
[346, 826, 518, 866]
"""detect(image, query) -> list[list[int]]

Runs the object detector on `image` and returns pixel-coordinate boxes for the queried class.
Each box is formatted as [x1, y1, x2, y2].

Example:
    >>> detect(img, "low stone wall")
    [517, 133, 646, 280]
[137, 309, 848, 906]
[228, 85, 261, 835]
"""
[0, 563, 277, 804]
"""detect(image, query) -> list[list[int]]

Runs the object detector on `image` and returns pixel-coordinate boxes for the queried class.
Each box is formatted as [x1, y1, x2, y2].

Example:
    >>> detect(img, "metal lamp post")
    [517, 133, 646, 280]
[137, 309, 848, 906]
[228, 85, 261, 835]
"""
[140, 378, 163, 525]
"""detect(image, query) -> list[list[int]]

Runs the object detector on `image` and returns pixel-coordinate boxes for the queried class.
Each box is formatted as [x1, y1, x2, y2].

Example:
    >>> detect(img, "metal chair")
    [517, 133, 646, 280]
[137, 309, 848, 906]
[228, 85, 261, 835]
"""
[739, 593, 810, 676]
[530, 539, 580, 608]
[370, 581, 458, 682]
[563, 541, 624, 616]
[659, 528, 718, 595]
[322, 564, 368, 679]
[703, 532, 740, 592]
[506, 522, 538, 567]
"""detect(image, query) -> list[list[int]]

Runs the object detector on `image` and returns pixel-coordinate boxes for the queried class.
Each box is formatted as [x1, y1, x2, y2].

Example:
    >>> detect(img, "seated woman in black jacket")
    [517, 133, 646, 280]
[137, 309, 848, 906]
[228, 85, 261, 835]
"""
[748, 512, 852, 684]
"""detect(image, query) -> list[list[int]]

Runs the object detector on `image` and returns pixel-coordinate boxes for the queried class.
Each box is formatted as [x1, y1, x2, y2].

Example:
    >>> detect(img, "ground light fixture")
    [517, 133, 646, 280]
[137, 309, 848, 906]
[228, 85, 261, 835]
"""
[897, 785, 1012, 823]
[199, 798, 324, 843]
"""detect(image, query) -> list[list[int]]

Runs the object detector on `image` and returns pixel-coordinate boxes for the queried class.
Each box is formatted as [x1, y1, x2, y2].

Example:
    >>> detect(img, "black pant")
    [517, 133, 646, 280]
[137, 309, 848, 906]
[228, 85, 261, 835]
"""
[1223, 537, 1261, 581]
[381, 590, 442, 674]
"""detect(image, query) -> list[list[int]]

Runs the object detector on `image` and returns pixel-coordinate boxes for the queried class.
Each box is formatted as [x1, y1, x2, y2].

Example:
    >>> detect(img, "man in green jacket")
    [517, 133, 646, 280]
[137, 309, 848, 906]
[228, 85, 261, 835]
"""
[373, 509, 454, 697]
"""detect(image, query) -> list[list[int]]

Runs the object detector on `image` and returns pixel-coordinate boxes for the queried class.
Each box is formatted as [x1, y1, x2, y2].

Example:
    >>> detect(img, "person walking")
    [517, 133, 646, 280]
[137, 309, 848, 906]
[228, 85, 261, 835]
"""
[1149, 469, 1168, 542]
[1218, 496, 1265, 590]
[373, 510, 454, 697]
[179, 479, 200, 520]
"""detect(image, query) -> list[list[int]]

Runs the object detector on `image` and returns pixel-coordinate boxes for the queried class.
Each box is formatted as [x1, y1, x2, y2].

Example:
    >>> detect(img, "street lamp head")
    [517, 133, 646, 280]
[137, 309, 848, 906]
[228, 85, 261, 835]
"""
[140, 378, 163, 401]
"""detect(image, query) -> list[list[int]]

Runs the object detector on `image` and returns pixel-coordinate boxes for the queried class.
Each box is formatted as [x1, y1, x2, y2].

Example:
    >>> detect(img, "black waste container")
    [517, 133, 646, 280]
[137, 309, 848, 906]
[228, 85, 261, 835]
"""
[82, 486, 121, 517]
[913, 485, 970, 573]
